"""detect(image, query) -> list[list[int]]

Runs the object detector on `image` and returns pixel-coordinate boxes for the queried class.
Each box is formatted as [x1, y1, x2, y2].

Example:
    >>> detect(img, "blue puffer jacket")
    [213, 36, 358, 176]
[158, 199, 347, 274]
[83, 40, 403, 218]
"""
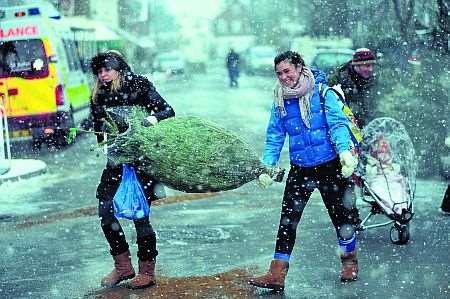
[262, 69, 351, 167]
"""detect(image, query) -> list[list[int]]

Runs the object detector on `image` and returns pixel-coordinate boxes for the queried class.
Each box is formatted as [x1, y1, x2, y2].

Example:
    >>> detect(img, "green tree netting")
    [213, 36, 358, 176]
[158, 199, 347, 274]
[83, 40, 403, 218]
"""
[103, 107, 284, 193]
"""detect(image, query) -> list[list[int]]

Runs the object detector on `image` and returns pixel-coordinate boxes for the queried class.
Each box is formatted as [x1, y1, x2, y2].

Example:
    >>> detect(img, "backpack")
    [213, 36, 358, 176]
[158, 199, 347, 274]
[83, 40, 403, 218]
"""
[318, 83, 363, 150]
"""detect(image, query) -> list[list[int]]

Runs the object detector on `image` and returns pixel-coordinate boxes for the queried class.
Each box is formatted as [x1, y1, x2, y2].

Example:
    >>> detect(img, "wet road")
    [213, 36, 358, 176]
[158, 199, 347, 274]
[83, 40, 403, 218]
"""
[0, 65, 449, 299]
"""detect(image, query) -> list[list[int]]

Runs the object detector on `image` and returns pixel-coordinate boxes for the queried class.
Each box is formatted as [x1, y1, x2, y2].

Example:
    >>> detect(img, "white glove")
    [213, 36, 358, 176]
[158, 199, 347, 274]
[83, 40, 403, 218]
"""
[339, 151, 358, 178]
[445, 136, 450, 148]
[258, 173, 273, 188]
[142, 115, 158, 127]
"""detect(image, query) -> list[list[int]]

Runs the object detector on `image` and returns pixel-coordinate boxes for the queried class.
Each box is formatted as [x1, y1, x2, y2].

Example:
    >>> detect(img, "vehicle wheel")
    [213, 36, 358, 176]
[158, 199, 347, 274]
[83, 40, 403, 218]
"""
[50, 109, 75, 148]
[31, 137, 43, 152]
[52, 129, 69, 149]
[390, 223, 410, 245]
[80, 117, 93, 130]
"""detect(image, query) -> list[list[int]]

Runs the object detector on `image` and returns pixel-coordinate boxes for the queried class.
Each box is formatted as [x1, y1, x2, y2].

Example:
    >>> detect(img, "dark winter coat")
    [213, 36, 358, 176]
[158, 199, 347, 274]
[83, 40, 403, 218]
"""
[327, 61, 377, 127]
[226, 50, 240, 70]
[91, 72, 175, 202]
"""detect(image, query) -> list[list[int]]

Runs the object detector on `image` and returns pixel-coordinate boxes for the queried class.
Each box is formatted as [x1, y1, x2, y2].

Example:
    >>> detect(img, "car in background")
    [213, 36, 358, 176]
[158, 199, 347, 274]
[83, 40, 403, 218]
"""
[441, 126, 450, 179]
[310, 48, 354, 74]
[151, 51, 186, 76]
[243, 46, 278, 75]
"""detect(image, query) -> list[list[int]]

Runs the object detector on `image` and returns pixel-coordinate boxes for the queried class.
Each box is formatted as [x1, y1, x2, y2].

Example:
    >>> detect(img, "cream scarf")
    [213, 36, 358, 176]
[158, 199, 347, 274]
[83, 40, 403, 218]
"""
[274, 67, 315, 128]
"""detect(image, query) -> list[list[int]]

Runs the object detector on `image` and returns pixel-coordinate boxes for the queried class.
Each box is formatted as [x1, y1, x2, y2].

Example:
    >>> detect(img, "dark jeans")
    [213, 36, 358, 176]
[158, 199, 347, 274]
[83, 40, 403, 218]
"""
[228, 68, 239, 87]
[441, 184, 450, 212]
[275, 159, 357, 255]
[99, 199, 158, 261]
[97, 165, 159, 261]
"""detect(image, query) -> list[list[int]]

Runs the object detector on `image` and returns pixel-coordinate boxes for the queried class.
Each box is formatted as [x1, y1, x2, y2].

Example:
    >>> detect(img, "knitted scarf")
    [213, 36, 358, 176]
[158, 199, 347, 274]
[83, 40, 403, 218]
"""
[274, 67, 315, 128]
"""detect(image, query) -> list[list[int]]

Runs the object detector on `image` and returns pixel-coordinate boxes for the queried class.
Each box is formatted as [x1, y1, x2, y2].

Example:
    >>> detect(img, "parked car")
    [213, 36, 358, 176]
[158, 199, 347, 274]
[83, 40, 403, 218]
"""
[152, 51, 186, 76]
[441, 127, 450, 179]
[310, 48, 354, 74]
[243, 46, 278, 75]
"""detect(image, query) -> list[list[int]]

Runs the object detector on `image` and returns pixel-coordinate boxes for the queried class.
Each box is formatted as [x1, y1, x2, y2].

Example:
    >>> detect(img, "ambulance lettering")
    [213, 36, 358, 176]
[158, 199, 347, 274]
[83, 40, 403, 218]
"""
[0, 25, 38, 39]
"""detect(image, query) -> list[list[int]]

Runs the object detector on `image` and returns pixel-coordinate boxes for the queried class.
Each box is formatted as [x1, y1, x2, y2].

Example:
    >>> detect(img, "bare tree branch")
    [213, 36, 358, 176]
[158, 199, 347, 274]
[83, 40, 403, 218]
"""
[392, 0, 415, 42]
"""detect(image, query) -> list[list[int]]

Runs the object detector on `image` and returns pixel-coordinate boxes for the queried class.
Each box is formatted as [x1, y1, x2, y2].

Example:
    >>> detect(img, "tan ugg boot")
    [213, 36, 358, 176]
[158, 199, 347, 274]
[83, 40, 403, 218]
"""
[128, 259, 156, 289]
[340, 250, 358, 282]
[101, 250, 135, 287]
[249, 260, 289, 291]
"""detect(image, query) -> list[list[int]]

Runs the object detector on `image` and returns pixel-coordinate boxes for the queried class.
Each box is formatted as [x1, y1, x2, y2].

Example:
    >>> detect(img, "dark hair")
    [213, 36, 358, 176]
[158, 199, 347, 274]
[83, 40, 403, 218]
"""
[274, 51, 305, 68]
[90, 51, 131, 75]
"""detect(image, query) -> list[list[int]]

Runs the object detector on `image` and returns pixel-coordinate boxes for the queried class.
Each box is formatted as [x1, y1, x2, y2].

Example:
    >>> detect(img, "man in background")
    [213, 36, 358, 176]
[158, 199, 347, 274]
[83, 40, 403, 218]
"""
[226, 48, 240, 88]
[327, 48, 377, 127]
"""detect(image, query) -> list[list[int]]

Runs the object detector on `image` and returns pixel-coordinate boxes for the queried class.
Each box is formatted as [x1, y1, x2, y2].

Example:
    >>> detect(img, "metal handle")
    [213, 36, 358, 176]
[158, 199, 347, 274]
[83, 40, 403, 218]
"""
[0, 94, 11, 174]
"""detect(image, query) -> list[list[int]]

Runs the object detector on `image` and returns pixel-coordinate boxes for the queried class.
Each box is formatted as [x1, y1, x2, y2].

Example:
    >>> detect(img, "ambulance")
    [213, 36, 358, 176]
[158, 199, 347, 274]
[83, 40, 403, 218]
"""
[0, 3, 91, 147]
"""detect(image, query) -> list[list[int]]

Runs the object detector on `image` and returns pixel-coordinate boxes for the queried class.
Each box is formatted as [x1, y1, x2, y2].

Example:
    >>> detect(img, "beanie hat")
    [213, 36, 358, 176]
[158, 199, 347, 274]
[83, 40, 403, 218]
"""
[352, 48, 376, 65]
[90, 52, 130, 75]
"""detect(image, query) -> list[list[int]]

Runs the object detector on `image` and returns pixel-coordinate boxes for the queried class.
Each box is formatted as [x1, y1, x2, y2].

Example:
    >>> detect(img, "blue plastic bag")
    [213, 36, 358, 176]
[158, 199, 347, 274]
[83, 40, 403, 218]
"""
[113, 164, 150, 220]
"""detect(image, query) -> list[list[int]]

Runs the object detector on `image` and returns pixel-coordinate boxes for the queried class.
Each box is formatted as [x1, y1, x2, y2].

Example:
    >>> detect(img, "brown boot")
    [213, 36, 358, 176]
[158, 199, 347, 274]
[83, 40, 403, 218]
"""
[128, 259, 156, 289]
[340, 250, 358, 282]
[249, 260, 289, 291]
[101, 250, 135, 287]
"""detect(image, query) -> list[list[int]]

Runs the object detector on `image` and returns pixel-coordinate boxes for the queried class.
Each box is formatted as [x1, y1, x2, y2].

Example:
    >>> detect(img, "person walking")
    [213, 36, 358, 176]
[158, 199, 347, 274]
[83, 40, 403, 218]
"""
[226, 48, 240, 88]
[327, 48, 377, 127]
[327, 48, 377, 227]
[90, 50, 175, 289]
[249, 51, 360, 291]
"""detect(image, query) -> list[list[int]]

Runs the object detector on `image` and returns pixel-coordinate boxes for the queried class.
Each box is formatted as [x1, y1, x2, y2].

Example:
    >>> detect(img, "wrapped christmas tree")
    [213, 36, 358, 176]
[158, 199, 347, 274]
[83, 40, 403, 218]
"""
[104, 107, 284, 193]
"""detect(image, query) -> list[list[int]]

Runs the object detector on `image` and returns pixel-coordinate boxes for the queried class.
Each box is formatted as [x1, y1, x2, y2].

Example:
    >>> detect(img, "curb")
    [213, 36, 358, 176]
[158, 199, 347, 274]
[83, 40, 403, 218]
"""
[0, 159, 47, 184]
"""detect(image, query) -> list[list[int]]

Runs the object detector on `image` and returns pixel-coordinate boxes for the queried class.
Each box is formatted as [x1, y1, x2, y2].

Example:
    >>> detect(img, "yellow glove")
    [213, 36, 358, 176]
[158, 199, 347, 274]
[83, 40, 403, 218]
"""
[257, 173, 273, 188]
[339, 151, 358, 178]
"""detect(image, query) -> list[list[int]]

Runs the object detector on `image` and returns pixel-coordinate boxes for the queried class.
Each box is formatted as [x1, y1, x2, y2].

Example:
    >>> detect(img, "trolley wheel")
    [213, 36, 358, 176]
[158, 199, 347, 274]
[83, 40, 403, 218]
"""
[390, 223, 410, 245]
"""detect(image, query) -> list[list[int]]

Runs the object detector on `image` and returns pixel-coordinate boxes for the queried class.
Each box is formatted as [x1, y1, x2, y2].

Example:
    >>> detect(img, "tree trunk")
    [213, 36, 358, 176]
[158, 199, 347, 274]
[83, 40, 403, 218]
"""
[392, 0, 415, 44]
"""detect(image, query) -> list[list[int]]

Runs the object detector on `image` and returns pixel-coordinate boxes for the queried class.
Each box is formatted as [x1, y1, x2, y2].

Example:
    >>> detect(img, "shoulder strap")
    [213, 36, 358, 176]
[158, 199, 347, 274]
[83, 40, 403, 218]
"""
[319, 83, 362, 145]
[319, 83, 345, 103]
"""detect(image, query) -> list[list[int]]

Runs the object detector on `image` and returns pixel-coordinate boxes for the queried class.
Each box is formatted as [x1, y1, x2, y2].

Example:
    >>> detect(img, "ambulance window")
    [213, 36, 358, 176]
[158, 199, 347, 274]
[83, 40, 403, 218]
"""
[62, 39, 75, 71]
[0, 39, 48, 78]
[63, 39, 82, 71]
[68, 39, 82, 71]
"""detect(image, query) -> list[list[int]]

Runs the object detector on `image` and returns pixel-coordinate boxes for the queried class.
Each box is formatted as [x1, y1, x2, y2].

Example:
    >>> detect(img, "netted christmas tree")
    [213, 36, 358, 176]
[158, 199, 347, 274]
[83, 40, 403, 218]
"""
[103, 107, 284, 193]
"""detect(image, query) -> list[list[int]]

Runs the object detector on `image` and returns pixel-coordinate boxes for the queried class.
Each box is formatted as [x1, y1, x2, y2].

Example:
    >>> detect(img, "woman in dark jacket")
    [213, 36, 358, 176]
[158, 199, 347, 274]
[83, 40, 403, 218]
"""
[90, 51, 175, 289]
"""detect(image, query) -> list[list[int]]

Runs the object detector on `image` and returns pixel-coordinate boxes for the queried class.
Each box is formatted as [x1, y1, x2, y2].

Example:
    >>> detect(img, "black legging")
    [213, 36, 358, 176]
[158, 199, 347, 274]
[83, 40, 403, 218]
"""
[96, 164, 160, 261]
[99, 198, 158, 261]
[275, 158, 356, 255]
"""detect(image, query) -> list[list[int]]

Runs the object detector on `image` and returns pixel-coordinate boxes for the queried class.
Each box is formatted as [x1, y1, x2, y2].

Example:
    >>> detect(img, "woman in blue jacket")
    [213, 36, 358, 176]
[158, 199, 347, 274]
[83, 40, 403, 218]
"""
[249, 51, 359, 291]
